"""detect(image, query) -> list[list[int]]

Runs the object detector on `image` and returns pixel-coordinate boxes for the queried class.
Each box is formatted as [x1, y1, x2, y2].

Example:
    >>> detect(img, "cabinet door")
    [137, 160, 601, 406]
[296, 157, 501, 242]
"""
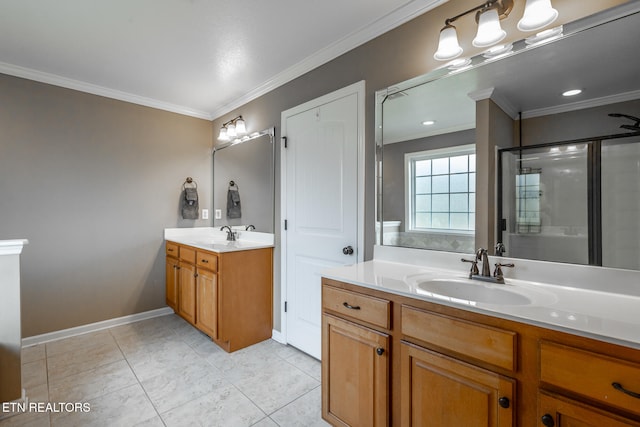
[538, 392, 640, 427]
[178, 261, 197, 325]
[322, 314, 389, 427]
[165, 256, 179, 311]
[401, 342, 514, 427]
[196, 267, 217, 339]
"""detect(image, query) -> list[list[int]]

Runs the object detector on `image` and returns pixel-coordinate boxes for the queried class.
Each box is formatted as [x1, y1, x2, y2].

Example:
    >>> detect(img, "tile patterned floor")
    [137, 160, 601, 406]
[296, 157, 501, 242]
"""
[1, 314, 330, 427]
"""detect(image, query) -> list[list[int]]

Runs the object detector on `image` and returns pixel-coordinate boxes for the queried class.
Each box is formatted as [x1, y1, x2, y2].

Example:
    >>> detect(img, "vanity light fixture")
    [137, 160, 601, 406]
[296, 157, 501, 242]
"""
[434, 0, 559, 61]
[217, 116, 247, 141]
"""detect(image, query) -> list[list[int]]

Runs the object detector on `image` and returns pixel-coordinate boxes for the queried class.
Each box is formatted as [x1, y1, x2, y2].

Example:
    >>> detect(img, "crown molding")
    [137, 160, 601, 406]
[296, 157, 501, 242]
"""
[521, 89, 640, 119]
[210, 0, 448, 119]
[0, 61, 213, 120]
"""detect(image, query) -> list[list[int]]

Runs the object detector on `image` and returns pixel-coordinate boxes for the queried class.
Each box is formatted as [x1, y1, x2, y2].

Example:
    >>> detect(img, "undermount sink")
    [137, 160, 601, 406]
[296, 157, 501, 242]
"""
[415, 278, 534, 306]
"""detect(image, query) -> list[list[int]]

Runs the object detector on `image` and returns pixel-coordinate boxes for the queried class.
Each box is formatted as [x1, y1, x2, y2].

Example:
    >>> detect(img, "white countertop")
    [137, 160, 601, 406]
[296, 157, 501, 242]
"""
[322, 246, 640, 350]
[164, 227, 274, 253]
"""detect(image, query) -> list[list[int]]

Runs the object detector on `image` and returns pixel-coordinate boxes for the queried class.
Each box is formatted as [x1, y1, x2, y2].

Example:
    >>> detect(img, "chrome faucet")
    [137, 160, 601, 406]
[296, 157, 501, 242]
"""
[461, 247, 514, 284]
[476, 248, 491, 277]
[220, 225, 237, 241]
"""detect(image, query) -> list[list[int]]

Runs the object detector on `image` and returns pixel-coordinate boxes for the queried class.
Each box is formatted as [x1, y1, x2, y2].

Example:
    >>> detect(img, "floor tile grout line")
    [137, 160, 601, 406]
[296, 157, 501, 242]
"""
[109, 328, 169, 427]
[265, 383, 322, 418]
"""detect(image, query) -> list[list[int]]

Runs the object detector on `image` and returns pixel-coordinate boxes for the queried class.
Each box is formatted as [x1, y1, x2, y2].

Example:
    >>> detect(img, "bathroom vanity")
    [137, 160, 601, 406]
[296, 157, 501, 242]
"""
[321, 247, 640, 427]
[164, 228, 274, 352]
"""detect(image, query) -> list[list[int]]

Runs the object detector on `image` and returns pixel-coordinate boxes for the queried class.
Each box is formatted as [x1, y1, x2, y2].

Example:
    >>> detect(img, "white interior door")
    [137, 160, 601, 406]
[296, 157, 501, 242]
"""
[281, 81, 364, 359]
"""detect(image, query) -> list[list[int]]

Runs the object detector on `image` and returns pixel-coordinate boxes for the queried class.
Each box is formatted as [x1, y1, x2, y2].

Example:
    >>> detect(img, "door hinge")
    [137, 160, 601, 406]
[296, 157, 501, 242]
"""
[282, 136, 287, 148]
[284, 301, 288, 312]
[284, 219, 288, 230]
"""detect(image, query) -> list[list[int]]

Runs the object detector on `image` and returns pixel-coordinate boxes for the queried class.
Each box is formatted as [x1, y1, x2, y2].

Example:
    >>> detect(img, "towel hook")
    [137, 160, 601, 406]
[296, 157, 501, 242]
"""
[229, 180, 235, 186]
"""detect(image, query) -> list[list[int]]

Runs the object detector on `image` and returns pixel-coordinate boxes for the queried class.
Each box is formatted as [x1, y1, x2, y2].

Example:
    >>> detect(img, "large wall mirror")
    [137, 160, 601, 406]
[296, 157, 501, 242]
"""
[376, 3, 640, 269]
[213, 129, 275, 233]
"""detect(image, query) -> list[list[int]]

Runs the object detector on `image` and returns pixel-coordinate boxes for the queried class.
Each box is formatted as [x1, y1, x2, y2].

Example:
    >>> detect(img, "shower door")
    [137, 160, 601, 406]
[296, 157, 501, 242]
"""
[601, 136, 640, 270]
[499, 144, 590, 264]
[498, 135, 640, 268]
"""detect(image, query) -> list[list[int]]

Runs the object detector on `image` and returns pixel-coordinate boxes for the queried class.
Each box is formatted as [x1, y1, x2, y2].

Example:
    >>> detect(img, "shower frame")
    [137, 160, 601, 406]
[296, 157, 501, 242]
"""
[497, 130, 640, 266]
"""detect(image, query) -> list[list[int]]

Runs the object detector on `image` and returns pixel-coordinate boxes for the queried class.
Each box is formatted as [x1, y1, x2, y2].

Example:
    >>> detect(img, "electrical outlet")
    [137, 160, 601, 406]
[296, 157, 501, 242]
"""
[215, 209, 222, 219]
[202, 209, 209, 219]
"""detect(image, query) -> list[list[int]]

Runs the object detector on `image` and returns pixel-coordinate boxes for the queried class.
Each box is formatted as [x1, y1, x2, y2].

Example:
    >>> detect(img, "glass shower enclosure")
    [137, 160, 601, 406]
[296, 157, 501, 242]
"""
[498, 134, 640, 270]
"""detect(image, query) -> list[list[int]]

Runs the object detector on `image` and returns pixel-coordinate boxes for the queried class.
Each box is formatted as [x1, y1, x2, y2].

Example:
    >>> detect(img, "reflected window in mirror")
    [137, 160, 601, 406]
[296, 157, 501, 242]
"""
[406, 144, 476, 233]
[515, 168, 542, 234]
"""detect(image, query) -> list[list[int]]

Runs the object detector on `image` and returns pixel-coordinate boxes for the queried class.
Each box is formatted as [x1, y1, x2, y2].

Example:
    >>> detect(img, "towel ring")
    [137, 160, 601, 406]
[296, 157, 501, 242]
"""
[183, 177, 197, 190]
[229, 180, 238, 190]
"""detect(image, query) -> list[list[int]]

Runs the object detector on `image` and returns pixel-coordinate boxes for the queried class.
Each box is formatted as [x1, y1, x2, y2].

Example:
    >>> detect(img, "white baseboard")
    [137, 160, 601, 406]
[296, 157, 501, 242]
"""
[271, 329, 285, 344]
[21, 307, 175, 347]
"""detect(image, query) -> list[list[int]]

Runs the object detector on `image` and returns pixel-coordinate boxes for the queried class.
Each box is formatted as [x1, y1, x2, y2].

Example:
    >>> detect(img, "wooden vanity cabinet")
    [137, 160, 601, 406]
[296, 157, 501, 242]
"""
[165, 241, 273, 352]
[401, 342, 514, 427]
[400, 305, 516, 427]
[321, 277, 640, 427]
[322, 285, 391, 427]
[538, 392, 640, 427]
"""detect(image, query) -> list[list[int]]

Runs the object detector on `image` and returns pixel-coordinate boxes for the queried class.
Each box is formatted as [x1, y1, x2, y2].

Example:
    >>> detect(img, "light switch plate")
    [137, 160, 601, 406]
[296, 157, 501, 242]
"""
[202, 209, 209, 219]
[215, 209, 222, 219]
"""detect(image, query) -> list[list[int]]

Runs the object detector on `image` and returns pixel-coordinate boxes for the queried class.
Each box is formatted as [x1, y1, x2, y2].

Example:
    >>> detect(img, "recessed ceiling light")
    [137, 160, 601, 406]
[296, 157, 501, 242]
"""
[422, 120, 436, 126]
[562, 89, 582, 97]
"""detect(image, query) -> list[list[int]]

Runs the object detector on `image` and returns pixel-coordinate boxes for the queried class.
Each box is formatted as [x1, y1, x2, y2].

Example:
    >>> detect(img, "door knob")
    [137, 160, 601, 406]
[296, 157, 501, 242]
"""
[342, 246, 354, 255]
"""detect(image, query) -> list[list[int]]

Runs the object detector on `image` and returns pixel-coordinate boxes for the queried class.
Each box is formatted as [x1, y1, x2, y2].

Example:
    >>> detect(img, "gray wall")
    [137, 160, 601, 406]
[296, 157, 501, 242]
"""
[0, 75, 213, 337]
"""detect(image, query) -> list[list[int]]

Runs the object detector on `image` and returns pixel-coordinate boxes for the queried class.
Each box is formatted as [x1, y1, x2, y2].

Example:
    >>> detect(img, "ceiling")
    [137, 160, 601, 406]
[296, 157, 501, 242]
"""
[381, 6, 640, 144]
[0, 0, 445, 120]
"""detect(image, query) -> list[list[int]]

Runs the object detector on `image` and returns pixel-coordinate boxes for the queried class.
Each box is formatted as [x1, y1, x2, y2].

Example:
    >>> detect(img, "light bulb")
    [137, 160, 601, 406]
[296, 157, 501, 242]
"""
[235, 117, 246, 135]
[218, 126, 228, 141]
[518, 0, 558, 32]
[227, 122, 236, 138]
[473, 8, 506, 48]
[434, 25, 463, 61]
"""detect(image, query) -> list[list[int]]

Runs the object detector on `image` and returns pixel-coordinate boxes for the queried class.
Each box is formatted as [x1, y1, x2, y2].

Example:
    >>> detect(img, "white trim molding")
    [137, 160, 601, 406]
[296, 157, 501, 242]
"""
[21, 307, 174, 347]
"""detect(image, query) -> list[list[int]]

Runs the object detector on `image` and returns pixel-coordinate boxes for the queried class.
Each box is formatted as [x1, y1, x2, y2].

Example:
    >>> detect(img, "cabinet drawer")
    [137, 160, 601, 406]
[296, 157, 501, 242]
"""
[540, 341, 640, 417]
[179, 246, 196, 264]
[197, 251, 218, 271]
[166, 242, 179, 257]
[323, 286, 391, 330]
[401, 305, 516, 372]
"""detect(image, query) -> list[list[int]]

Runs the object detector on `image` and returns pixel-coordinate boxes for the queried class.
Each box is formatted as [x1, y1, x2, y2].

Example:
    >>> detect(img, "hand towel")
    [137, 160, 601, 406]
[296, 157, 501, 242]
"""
[182, 187, 199, 219]
[227, 186, 242, 219]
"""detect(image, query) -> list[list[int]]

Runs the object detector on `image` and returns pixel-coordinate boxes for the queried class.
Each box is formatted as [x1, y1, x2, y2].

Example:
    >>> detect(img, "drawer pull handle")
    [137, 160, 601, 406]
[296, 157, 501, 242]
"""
[612, 382, 640, 399]
[498, 397, 510, 409]
[541, 414, 554, 427]
[201, 259, 208, 263]
[343, 302, 361, 310]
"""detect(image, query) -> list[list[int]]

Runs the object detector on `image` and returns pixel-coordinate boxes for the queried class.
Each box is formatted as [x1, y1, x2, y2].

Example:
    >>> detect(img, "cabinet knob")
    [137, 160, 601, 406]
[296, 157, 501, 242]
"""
[498, 397, 510, 408]
[541, 414, 554, 427]
[376, 347, 384, 356]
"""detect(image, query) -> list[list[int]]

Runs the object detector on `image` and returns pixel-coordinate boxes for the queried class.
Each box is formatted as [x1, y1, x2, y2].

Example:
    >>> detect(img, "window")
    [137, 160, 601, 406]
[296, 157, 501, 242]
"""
[406, 145, 475, 233]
